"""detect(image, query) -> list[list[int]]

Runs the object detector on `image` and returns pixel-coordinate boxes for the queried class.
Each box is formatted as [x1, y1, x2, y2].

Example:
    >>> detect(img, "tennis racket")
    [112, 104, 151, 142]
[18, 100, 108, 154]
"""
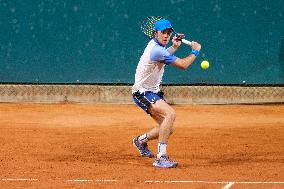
[140, 16, 192, 46]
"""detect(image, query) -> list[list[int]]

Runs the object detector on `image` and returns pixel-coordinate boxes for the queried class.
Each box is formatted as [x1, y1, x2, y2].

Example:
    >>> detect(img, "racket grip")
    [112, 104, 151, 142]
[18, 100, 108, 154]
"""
[181, 39, 192, 46]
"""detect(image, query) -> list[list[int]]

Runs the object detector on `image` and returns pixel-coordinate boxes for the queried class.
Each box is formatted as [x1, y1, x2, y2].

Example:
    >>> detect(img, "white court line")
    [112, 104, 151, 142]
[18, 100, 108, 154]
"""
[223, 182, 235, 189]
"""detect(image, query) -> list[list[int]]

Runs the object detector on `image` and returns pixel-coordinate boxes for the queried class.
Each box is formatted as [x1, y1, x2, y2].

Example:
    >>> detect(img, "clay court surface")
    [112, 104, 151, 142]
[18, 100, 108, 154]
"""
[0, 103, 283, 188]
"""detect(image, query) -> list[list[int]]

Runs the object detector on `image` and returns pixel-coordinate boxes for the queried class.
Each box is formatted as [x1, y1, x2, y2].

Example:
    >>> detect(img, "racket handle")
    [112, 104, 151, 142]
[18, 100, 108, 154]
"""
[181, 39, 192, 46]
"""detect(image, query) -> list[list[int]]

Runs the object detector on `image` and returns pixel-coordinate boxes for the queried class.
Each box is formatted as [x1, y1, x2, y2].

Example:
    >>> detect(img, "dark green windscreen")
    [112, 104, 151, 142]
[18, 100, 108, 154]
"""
[0, 0, 283, 84]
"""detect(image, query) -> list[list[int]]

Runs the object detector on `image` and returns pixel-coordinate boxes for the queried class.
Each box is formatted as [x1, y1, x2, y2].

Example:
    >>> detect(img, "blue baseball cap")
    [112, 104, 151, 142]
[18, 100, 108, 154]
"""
[154, 19, 173, 31]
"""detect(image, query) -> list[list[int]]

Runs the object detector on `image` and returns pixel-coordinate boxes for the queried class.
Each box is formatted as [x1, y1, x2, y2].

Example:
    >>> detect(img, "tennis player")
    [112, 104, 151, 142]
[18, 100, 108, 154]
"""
[132, 19, 201, 168]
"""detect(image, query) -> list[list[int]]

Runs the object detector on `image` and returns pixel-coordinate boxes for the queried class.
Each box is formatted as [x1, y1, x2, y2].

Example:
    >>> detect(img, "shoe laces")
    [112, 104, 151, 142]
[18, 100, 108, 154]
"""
[160, 155, 170, 161]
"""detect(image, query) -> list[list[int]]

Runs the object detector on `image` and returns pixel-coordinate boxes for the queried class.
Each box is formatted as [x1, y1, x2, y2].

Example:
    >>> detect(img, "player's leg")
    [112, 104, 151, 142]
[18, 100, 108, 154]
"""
[132, 91, 176, 164]
[149, 99, 175, 152]
[149, 99, 178, 168]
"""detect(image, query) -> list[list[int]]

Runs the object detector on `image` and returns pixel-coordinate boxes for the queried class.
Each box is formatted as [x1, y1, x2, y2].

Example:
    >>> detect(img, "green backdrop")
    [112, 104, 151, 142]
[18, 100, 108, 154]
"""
[0, 0, 283, 84]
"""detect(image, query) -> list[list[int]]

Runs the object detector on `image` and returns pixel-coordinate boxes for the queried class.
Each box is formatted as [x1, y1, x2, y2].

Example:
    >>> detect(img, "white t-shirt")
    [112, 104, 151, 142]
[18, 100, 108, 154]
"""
[132, 38, 177, 93]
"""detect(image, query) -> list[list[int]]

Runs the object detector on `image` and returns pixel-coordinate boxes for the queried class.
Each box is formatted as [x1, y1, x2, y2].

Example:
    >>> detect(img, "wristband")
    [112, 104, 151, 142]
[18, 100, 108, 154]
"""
[191, 49, 200, 56]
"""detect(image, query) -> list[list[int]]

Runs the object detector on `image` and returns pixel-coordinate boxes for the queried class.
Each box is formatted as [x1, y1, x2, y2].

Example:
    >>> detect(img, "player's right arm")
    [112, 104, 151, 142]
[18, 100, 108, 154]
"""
[171, 41, 201, 70]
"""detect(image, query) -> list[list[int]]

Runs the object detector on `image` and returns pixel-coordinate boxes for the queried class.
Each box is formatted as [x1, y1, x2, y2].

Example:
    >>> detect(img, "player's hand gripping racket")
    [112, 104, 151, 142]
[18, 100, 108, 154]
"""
[141, 16, 192, 46]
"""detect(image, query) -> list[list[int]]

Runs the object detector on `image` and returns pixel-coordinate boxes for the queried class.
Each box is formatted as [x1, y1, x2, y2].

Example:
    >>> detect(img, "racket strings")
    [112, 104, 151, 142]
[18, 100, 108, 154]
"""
[141, 16, 162, 38]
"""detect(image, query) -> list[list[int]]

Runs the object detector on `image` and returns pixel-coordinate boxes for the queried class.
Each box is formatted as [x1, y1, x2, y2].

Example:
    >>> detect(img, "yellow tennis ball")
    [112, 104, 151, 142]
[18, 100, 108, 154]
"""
[201, 60, 209, 69]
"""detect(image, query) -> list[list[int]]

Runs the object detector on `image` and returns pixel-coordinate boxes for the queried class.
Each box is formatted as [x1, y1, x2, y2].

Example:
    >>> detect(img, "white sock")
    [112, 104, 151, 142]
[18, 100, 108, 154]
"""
[157, 142, 167, 158]
[138, 134, 149, 144]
